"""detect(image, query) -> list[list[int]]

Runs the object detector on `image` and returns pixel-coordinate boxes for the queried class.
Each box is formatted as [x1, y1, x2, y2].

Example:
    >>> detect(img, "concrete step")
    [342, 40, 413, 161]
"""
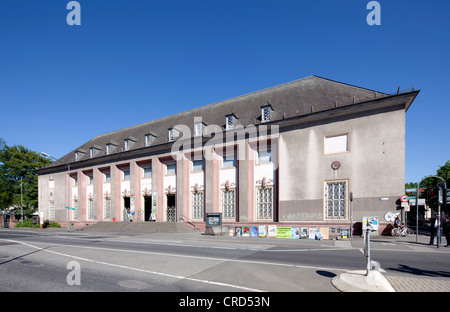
[82, 221, 199, 233]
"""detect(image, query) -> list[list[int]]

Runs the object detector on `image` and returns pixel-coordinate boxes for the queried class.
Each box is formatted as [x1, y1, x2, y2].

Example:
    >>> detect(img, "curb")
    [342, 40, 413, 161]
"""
[332, 270, 396, 292]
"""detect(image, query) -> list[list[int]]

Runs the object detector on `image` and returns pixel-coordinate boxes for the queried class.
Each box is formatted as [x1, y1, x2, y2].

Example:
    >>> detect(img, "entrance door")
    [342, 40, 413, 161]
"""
[123, 197, 131, 221]
[144, 196, 152, 221]
[166, 194, 176, 222]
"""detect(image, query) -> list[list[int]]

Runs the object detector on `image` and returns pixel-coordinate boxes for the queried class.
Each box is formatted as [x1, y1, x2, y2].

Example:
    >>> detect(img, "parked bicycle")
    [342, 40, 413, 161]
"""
[391, 226, 414, 237]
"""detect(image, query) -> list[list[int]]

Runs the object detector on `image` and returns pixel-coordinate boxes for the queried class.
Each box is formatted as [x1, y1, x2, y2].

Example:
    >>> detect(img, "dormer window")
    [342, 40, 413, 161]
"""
[74, 151, 84, 161]
[225, 113, 237, 130]
[145, 134, 155, 147]
[124, 138, 136, 151]
[168, 127, 180, 142]
[168, 128, 175, 142]
[261, 103, 273, 123]
[89, 147, 100, 158]
[194, 122, 205, 137]
[106, 143, 114, 155]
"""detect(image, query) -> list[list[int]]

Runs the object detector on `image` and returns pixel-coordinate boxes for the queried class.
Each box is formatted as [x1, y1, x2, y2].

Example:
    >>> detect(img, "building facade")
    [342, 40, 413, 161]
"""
[36, 76, 419, 235]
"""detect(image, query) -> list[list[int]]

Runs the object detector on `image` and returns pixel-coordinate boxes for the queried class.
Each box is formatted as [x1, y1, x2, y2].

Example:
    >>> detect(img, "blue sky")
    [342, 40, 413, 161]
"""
[0, 0, 449, 184]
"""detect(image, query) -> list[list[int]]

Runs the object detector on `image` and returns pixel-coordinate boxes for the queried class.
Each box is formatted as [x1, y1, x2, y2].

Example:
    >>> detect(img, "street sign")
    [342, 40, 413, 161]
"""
[64, 206, 77, 211]
[400, 195, 408, 202]
[405, 188, 417, 193]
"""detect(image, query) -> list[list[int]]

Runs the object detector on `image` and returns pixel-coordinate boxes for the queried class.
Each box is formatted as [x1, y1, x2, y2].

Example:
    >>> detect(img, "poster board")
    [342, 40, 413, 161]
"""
[309, 228, 317, 240]
[301, 228, 308, 238]
[276, 227, 292, 238]
[268, 225, 277, 238]
[319, 227, 329, 240]
[291, 227, 300, 239]
[258, 225, 267, 238]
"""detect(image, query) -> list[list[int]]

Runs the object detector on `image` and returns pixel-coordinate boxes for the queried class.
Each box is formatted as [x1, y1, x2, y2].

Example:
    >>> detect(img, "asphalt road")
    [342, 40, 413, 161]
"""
[0, 229, 362, 293]
[1, 228, 449, 296]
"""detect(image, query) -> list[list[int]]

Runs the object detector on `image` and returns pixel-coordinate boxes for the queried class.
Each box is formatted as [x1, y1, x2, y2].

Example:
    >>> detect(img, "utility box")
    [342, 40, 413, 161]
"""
[206, 213, 222, 226]
[205, 213, 227, 236]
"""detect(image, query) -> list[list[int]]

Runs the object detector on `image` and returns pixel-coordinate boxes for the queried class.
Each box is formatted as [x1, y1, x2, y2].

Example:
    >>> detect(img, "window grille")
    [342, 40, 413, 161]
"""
[104, 198, 111, 220]
[194, 122, 204, 137]
[325, 181, 347, 219]
[73, 200, 79, 220]
[88, 199, 95, 220]
[192, 192, 204, 219]
[226, 115, 234, 130]
[256, 187, 273, 219]
[262, 106, 271, 122]
[49, 202, 55, 221]
[168, 129, 174, 142]
[222, 189, 235, 219]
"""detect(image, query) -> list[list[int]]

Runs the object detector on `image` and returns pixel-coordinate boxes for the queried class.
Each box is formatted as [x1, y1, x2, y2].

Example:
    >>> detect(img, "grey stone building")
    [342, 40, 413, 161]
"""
[36, 75, 419, 235]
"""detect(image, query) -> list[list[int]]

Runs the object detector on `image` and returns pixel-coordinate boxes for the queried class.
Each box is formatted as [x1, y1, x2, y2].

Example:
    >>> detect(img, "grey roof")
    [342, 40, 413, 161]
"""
[45, 75, 392, 167]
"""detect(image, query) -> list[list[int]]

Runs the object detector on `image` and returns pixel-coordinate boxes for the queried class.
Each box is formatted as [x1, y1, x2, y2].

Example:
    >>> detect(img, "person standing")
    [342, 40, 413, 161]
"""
[443, 216, 450, 247]
[429, 213, 438, 245]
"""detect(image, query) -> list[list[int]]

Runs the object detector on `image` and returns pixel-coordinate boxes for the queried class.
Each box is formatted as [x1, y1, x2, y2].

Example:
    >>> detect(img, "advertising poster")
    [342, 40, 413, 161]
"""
[309, 228, 317, 239]
[242, 226, 250, 237]
[235, 227, 242, 237]
[276, 227, 292, 238]
[319, 227, 329, 240]
[291, 227, 300, 239]
[251, 227, 258, 237]
[301, 228, 308, 238]
[268, 225, 277, 238]
[258, 225, 267, 238]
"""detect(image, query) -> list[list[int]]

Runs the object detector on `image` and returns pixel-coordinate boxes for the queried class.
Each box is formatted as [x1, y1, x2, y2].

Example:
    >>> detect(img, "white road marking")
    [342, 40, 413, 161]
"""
[1, 239, 264, 292]
[1, 238, 350, 273]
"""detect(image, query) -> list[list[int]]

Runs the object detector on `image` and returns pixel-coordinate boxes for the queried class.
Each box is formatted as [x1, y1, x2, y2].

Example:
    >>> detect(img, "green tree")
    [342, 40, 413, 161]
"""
[436, 161, 450, 187]
[0, 139, 52, 213]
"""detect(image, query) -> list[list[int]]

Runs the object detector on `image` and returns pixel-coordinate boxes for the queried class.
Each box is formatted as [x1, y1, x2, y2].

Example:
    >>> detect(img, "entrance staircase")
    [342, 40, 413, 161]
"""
[82, 221, 199, 234]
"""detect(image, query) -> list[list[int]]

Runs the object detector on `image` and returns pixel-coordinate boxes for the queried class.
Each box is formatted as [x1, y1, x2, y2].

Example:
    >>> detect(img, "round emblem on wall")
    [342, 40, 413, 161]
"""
[331, 161, 341, 170]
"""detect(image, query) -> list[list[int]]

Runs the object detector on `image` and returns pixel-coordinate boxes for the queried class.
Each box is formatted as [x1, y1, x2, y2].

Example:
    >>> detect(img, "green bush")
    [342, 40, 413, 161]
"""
[43, 220, 60, 228]
[15, 218, 40, 228]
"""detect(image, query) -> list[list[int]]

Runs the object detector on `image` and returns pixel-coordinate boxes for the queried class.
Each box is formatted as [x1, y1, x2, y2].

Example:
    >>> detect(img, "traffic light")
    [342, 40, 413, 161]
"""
[426, 188, 439, 209]
[446, 188, 450, 206]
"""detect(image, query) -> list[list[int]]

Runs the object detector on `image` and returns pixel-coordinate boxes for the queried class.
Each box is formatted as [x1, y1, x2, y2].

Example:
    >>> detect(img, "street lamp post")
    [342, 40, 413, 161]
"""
[41, 152, 71, 232]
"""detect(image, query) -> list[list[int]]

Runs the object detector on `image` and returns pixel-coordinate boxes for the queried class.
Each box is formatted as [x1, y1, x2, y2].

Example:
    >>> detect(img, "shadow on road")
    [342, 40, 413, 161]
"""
[387, 264, 450, 278]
